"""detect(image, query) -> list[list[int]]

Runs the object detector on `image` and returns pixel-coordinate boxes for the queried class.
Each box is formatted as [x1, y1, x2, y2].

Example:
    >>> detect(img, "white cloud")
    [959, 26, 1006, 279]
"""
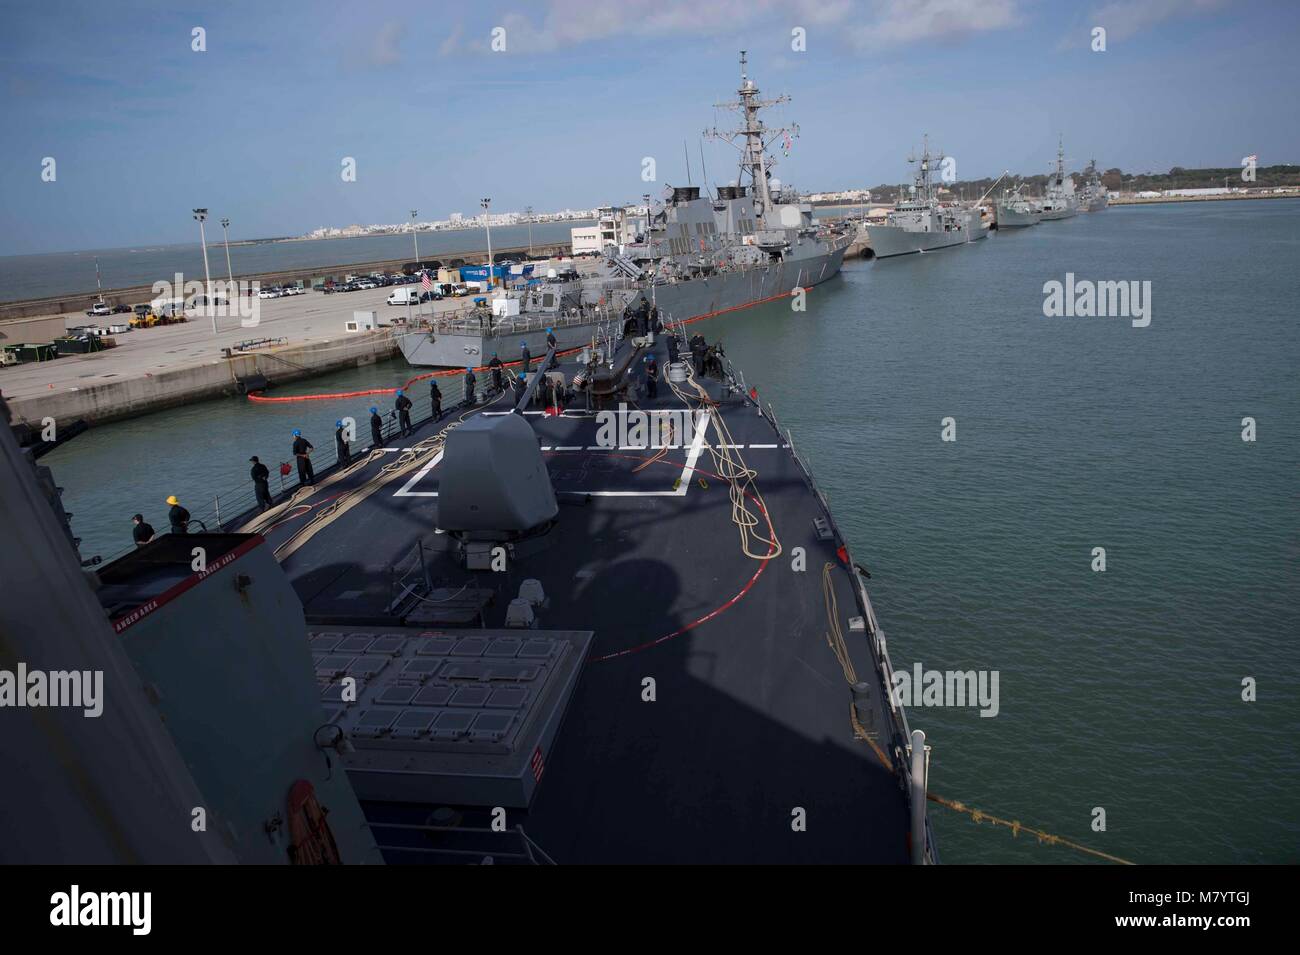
[479, 0, 1019, 54]
[846, 0, 1020, 49]
[1088, 0, 1228, 42]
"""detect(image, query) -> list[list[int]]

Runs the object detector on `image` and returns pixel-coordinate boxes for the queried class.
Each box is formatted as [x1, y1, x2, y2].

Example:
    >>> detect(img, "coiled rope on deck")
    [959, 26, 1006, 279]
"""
[665, 357, 781, 561]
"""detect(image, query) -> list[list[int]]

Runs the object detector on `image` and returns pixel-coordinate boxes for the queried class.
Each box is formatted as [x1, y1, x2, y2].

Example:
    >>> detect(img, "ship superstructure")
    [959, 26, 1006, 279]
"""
[996, 182, 1042, 228]
[398, 53, 849, 367]
[866, 136, 986, 258]
[1078, 158, 1109, 212]
[1038, 138, 1079, 221]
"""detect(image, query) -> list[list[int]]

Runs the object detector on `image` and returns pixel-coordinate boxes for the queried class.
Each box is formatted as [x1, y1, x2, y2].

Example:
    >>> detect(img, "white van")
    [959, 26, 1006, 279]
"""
[387, 287, 419, 306]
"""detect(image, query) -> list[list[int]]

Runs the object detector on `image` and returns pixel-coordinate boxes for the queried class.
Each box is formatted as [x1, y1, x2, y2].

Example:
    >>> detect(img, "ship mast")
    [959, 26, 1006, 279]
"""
[907, 134, 940, 203]
[904, 134, 951, 204]
[704, 51, 797, 224]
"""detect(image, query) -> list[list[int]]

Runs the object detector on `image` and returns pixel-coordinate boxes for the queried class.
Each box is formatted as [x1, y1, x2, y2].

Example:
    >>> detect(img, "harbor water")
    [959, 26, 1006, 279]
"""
[43, 199, 1300, 863]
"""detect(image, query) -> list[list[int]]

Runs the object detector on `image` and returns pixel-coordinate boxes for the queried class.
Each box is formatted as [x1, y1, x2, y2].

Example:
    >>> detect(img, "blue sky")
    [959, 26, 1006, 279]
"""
[2, 0, 1297, 255]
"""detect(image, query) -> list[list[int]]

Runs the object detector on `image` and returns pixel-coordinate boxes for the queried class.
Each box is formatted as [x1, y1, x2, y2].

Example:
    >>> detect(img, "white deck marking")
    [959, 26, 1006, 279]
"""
[392, 419, 714, 500]
[582, 416, 710, 498]
[393, 450, 445, 497]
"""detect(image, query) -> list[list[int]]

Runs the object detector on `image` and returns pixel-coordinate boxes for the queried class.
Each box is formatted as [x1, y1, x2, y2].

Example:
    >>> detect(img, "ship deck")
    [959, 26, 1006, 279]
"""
[240, 339, 913, 863]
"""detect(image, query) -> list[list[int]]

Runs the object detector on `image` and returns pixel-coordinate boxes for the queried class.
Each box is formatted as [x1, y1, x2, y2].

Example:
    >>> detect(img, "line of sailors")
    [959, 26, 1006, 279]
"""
[137, 328, 689, 547]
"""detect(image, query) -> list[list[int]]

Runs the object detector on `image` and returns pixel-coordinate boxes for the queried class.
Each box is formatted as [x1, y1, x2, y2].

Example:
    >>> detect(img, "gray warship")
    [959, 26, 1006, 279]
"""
[866, 137, 986, 258]
[398, 52, 851, 369]
[3, 314, 938, 864]
[995, 182, 1042, 228]
[1078, 158, 1109, 212]
[1037, 139, 1079, 221]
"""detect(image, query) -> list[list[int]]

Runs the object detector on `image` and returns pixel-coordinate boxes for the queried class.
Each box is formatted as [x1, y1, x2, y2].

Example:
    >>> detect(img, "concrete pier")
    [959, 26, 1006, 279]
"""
[1, 252, 595, 429]
[0, 284, 427, 428]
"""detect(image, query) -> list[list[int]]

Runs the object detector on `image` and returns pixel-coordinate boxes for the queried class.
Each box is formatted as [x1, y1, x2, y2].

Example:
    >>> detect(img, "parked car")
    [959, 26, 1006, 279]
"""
[258, 287, 278, 299]
[111, 304, 132, 314]
[85, 302, 112, 317]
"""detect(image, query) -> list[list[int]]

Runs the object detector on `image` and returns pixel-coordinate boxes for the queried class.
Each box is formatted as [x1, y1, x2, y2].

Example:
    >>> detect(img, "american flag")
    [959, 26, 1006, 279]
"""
[421, 273, 432, 290]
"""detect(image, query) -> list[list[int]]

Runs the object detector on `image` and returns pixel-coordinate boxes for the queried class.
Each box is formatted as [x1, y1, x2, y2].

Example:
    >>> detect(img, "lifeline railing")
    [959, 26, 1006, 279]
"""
[723, 355, 938, 865]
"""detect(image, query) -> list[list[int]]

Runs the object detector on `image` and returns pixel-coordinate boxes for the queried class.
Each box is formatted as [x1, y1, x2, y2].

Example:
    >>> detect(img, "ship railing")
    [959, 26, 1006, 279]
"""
[418, 308, 603, 337]
[365, 821, 557, 864]
[84, 375, 478, 568]
[733, 367, 937, 864]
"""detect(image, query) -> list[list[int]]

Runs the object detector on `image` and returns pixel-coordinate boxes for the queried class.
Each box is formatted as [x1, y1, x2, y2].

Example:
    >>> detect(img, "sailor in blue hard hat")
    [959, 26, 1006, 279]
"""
[334, 418, 351, 467]
[545, 327, 558, 369]
[488, 352, 504, 393]
[520, 339, 532, 374]
[394, 388, 413, 437]
[463, 365, 477, 407]
[369, 406, 384, 449]
[428, 378, 442, 419]
[291, 429, 315, 486]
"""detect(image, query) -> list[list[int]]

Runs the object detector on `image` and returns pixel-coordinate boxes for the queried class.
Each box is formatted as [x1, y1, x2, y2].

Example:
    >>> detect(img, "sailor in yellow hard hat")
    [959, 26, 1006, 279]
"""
[166, 495, 190, 535]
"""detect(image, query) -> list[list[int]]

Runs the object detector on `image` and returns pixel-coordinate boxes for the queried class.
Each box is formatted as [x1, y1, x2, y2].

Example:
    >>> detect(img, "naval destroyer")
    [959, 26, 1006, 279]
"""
[3, 309, 937, 864]
[399, 52, 851, 368]
[1078, 158, 1109, 212]
[1037, 139, 1079, 221]
[866, 137, 987, 258]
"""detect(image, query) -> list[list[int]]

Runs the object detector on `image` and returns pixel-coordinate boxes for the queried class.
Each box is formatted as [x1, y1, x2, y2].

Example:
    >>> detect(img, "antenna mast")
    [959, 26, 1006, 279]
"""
[704, 50, 797, 223]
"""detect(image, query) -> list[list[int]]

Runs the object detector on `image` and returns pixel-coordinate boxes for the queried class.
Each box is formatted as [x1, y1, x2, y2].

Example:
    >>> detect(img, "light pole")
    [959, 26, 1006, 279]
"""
[193, 208, 215, 333]
[643, 193, 656, 312]
[220, 217, 234, 292]
[410, 209, 420, 318]
[480, 198, 493, 291]
[524, 205, 533, 257]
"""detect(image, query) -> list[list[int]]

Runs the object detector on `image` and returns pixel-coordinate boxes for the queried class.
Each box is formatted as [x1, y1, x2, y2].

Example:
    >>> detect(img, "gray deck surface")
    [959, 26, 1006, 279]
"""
[258, 339, 910, 863]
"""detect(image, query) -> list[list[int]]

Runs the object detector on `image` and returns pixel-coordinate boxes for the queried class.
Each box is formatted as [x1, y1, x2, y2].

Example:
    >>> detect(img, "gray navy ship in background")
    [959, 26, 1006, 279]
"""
[995, 182, 1042, 228]
[866, 137, 987, 258]
[1037, 139, 1079, 221]
[400, 52, 851, 368]
[1078, 158, 1109, 212]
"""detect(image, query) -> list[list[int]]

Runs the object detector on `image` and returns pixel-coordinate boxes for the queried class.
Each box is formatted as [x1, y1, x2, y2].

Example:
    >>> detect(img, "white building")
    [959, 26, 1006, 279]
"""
[571, 206, 645, 255]
[570, 225, 602, 255]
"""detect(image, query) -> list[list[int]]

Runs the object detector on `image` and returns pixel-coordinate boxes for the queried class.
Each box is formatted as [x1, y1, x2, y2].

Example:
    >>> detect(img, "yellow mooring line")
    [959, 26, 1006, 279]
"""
[848, 704, 1134, 865]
